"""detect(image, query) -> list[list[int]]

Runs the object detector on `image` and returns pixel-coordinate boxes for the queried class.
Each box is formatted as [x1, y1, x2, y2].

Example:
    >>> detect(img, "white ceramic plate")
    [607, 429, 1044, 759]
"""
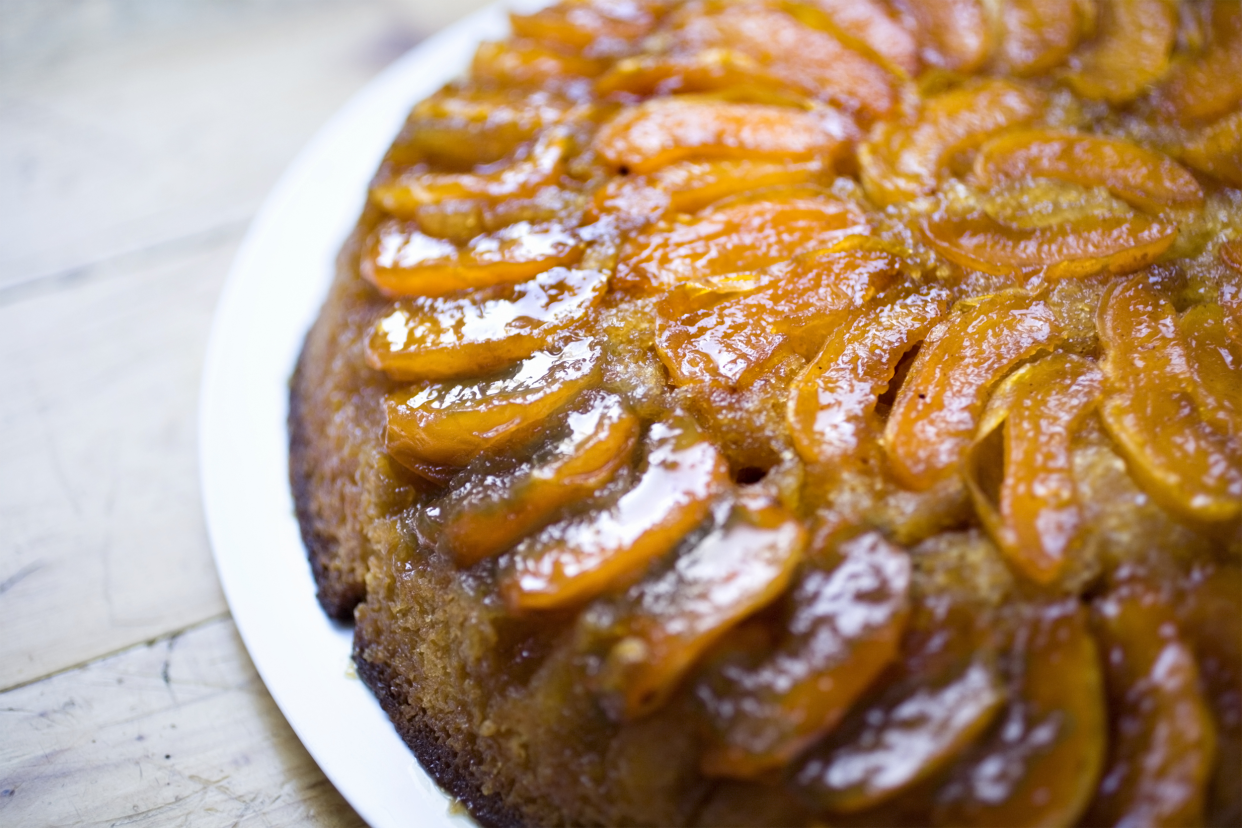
[199, 3, 545, 825]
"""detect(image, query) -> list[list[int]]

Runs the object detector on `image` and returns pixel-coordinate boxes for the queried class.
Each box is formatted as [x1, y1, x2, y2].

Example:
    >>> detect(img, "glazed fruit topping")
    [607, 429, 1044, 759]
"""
[1097, 273, 1242, 522]
[578, 491, 805, 720]
[698, 532, 911, 778]
[1086, 580, 1217, 827]
[384, 337, 601, 481]
[788, 287, 949, 473]
[593, 97, 851, 175]
[363, 219, 583, 297]
[500, 412, 730, 610]
[860, 79, 1046, 206]
[883, 291, 1062, 491]
[429, 390, 640, 566]
[365, 266, 607, 380]
[655, 243, 902, 388]
[972, 130, 1204, 214]
[1064, 0, 1178, 104]
[791, 602, 1004, 813]
[921, 206, 1180, 282]
[656, 1, 897, 119]
[933, 600, 1106, 827]
[615, 188, 866, 292]
[964, 354, 1102, 584]
[371, 128, 574, 220]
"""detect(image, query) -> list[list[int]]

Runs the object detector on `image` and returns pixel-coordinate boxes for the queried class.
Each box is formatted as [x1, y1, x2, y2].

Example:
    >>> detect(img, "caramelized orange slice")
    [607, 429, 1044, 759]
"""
[965, 354, 1102, 584]
[656, 244, 902, 388]
[580, 492, 805, 720]
[594, 49, 802, 102]
[884, 291, 1062, 491]
[389, 88, 577, 167]
[501, 412, 730, 611]
[973, 130, 1203, 214]
[434, 390, 639, 566]
[1180, 303, 1242, 441]
[362, 219, 583, 298]
[1098, 274, 1242, 522]
[1154, 0, 1242, 124]
[1064, 0, 1177, 104]
[995, 0, 1090, 76]
[1181, 110, 1242, 187]
[472, 39, 607, 87]
[793, 604, 1004, 813]
[385, 337, 601, 480]
[660, 1, 896, 119]
[801, 0, 919, 76]
[615, 189, 866, 292]
[371, 130, 571, 220]
[921, 208, 1178, 281]
[1085, 582, 1217, 827]
[593, 98, 850, 175]
[1222, 242, 1242, 343]
[509, 0, 660, 54]
[698, 532, 911, 778]
[859, 80, 1046, 207]
[934, 600, 1106, 827]
[1178, 565, 1242, 825]
[365, 267, 608, 381]
[788, 287, 949, 471]
[592, 157, 827, 226]
[892, 0, 991, 73]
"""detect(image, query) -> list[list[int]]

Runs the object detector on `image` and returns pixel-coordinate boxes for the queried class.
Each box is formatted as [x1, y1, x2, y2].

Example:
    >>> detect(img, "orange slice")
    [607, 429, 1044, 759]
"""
[656, 244, 902, 388]
[1085, 581, 1217, 827]
[973, 130, 1203, 214]
[593, 98, 850, 175]
[699, 532, 911, 778]
[365, 266, 607, 380]
[788, 287, 949, 471]
[580, 492, 805, 720]
[965, 353, 1102, 584]
[859, 79, 1046, 207]
[362, 219, 583, 298]
[934, 600, 1106, 827]
[884, 291, 1062, 491]
[435, 390, 639, 566]
[385, 337, 601, 480]
[1098, 274, 1242, 523]
[501, 412, 730, 610]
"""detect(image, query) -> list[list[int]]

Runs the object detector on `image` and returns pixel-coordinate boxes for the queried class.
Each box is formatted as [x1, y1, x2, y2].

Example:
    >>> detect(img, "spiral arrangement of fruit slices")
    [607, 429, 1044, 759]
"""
[355, 0, 1242, 823]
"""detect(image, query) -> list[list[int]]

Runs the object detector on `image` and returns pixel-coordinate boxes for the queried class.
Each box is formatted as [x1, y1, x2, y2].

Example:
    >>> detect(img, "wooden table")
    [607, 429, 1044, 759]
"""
[0, 1, 488, 823]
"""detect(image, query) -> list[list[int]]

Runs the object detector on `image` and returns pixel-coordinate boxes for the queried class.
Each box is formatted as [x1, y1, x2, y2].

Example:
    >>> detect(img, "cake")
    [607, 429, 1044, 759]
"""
[288, 0, 1242, 824]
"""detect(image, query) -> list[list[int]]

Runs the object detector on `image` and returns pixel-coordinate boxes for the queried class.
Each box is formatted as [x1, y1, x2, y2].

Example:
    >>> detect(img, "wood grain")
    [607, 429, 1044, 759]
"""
[0, 0, 488, 290]
[0, 228, 236, 692]
[0, 617, 366, 827]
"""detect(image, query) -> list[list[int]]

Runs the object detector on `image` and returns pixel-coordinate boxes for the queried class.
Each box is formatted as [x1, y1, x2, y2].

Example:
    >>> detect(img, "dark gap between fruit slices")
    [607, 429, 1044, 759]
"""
[288, 0, 1242, 825]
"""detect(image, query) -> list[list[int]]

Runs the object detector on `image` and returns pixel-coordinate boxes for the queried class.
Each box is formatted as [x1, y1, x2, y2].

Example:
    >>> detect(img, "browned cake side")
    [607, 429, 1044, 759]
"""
[290, 216, 424, 620]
